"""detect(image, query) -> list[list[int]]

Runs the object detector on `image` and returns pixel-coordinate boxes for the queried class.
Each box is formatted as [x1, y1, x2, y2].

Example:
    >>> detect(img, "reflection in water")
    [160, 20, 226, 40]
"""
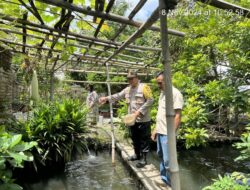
[24, 152, 136, 190]
[24, 145, 249, 190]
[149, 144, 250, 190]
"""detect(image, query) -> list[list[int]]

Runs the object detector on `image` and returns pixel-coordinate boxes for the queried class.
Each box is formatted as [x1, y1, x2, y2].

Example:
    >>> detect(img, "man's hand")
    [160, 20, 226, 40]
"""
[99, 97, 108, 105]
[133, 110, 141, 118]
[151, 131, 157, 142]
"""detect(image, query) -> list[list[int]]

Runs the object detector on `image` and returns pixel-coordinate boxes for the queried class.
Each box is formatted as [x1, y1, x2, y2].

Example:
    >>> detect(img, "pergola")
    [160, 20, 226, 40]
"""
[0, 0, 249, 78]
[0, 0, 249, 189]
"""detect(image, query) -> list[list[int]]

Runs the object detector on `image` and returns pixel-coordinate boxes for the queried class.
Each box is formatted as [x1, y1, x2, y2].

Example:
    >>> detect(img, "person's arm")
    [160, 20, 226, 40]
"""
[99, 88, 127, 104]
[151, 128, 157, 142]
[136, 84, 154, 116]
[174, 109, 182, 131]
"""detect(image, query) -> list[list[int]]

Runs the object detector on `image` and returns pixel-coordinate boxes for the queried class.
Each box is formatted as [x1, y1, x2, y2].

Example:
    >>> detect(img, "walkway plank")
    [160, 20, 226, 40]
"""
[116, 142, 171, 190]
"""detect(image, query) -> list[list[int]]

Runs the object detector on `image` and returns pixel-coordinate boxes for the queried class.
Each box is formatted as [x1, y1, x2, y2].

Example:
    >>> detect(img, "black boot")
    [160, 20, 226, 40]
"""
[136, 153, 147, 168]
[127, 154, 140, 161]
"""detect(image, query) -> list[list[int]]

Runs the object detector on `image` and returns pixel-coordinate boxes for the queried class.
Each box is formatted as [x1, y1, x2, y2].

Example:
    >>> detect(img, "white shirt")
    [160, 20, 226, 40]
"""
[156, 87, 184, 135]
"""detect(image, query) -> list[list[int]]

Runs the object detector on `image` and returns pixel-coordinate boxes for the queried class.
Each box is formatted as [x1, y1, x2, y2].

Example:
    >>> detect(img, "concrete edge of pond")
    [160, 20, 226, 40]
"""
[116, 142, 171, 190]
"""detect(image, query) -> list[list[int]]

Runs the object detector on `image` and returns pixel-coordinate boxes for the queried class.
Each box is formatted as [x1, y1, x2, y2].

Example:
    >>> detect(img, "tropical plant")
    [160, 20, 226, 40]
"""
[234, 126, 250, 161]
[181, 94, 208, 128]
[168, 0, 250, 136]
[21, 99, 88, 165]
[0, 126, 37, 190]
[203, 173, 249, 190]
[117, 100, 130, 138]
[181, 127, 209, 149]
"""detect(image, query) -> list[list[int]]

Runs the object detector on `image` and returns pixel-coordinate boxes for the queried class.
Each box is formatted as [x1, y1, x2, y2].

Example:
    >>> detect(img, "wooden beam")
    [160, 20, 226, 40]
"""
[0, 36, 147, 67]
[36, 0, 185, 36]
[65, 68, 153, 76]
[18, 0, 44, 24]
[104, 7, 159, 65]
[7, 43, 156, 70]
[95, 0, 148, 59]
[198, 0, 250, 18]
[111, 0, 147, 41]
[10, 49, 149, 70]
[22, 13, 28, 53]
[84, 0, 115, 55]
[28, 0, 45, 24]
[2, 0, 97, 25]
[159, 0, 180, 189]
[63, 79, 129, 85]
[0, 24, 143, 53]
[0, 14, 162, 52]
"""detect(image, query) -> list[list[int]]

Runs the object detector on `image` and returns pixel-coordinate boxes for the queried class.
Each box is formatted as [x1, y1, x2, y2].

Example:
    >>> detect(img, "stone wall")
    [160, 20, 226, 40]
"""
[0, 47, 13, 122]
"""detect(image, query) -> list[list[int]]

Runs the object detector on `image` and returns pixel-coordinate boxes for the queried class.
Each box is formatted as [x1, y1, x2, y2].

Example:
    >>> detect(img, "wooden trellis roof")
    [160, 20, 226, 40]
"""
[0, 0, 249, 75]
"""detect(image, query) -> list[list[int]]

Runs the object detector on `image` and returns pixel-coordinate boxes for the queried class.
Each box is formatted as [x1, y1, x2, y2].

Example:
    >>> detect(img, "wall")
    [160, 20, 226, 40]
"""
[0, 47, 13, 122]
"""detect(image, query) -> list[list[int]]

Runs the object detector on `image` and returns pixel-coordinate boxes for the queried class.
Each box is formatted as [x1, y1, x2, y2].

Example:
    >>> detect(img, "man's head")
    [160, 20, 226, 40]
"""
[127, 70, 139, 87]
[156, 71, 164, 90]
[87, 84, 94, 92]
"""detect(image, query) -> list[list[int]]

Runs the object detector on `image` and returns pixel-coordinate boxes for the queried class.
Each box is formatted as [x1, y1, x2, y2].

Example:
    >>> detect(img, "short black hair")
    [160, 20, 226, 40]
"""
[155, 71, 164, 78]
[89, 84, 94, 92]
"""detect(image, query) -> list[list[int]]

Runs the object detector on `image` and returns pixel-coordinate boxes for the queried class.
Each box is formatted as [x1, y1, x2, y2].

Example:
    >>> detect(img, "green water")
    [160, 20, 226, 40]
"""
[23, 152, 137, 190]
[23, 145, 249, 190]
[149, 144, 250, 190]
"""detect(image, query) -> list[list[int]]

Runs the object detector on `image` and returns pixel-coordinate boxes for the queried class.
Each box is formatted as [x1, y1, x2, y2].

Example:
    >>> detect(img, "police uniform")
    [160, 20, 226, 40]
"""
[107, 80, 154, 166]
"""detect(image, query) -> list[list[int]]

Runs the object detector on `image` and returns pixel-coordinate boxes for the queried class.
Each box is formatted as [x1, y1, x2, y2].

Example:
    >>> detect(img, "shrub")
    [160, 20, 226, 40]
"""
[0, 125, 37, 190]
[22, 99, 88, 164]
[234, 126, 250, 161]
[180, 127, 209, 149]
[203, 173, 249, 190]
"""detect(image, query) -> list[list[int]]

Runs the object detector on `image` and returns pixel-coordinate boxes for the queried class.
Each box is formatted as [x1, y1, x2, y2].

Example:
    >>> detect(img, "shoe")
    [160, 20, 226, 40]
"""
[135, 152, 147, 168]
[135, 159, 147, 168]
[127, 154, 140, 161]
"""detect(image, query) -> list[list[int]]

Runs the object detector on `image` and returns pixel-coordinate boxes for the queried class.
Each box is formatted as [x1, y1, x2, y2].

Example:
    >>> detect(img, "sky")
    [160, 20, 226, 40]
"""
[123, 0, 158, 21]
[84, 0, 158, 21]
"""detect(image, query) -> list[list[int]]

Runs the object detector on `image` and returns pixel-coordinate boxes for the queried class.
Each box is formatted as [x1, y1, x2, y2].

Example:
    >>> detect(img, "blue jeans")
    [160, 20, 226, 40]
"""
[157, 134, 171, 186]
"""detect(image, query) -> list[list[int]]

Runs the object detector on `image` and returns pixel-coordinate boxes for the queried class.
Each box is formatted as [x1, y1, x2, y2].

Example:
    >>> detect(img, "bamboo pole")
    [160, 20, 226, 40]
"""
[103, 7, 160, 65]
[84, 0, 115, 55]
[0, 38, 148, 67]
[111, 0, 147, 41]
[65, 69, 154, 76]
[0, 14, 162, 52]
[95, 0, 148, 59]
[198, 0, 250, 18]
[36, 0, 185, 36]
[105, 62, 116, 165]
[158, 0, 180, 189]
[9, 49, 153, 70]
[0, 28, 143, 60]
[2, 0, 100, 25]
[63, 80, 128, 85]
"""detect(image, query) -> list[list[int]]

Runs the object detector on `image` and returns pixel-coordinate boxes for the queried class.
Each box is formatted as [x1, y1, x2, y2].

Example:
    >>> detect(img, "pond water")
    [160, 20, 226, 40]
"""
[23, 144, 249, 190]
[149, 144, 250, 190]
[23, 152, 137, 190]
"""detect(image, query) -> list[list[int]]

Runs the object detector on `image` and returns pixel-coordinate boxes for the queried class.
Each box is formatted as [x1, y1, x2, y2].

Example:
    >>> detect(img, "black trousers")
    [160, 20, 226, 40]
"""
[130, 121, 151, 157]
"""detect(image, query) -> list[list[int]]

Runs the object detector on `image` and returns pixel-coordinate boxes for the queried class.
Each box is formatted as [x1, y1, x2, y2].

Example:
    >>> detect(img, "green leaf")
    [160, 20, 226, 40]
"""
[12, 141, 37, 152]
[9, 135, 22, 149]
[0, 183, 23, 190]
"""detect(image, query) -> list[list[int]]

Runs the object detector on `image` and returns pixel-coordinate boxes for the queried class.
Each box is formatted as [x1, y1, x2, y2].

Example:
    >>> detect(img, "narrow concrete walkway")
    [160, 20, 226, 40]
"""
[116, 142, 171, 190]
